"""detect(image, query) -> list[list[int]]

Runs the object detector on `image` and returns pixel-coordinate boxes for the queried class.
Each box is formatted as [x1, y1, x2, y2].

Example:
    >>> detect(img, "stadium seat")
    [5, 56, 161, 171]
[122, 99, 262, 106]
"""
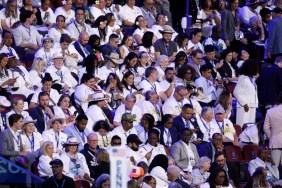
[225, 145, 243, 162]
[74, 179, 91, 188]
[233, 124, 242, 137]
[242, 144, 260, 161]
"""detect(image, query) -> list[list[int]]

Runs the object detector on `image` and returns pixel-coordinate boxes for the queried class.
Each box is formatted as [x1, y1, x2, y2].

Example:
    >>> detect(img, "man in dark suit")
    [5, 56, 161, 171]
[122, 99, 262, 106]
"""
[257, 56, 282, 115]
[73, 31, 93, 65]
[260, 8, 272, 41]
[173, 103, 203, 141]
[101, 33, 121, 58]
[199, 133, 224, 162]
[0, 96, 11, 132]
[167, 165, 190, 188]
[157, 115, 178, 148]
[0, 114, 28, 161]
[29, 92, 55, 134]
[203, 45, 222, 79]
[267, 7, 282, 62]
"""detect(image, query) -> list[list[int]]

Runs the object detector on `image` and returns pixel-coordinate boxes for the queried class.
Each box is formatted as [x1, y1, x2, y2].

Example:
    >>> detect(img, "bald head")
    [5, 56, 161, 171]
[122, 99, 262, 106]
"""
[79, 31, 90, 46]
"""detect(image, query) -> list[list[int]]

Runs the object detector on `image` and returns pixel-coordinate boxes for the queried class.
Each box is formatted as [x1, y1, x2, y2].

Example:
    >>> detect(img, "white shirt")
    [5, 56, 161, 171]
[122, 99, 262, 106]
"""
[31, 88, 60, 106]
[162, 96, 189, 116]
[28, 70, 43, 89]
[21, 132, 43, 152]
[195, 76, 216, 102]
[6, 110, 29, 127]
[151, 24, 178, 40]
[137, 100, 161, 122]
[34, 48, 56, 66]
[212, 118, 236, 141]
[89, 6, 105, 20]
[111, 125, 137, 145]
[113, 104, 142, 126]
[0, 45, 19, 60]
[54, 7, 75, 25]
[48, 28, 71, 45]
[38, 153, 60, 177]
[97, 65, 123, 81]
[42, 129, 68, 152]
[159, 80, 174, 96]
[13, 24, 42, 46]
[238, 124, 259, 144]
[45, 64, 78, 89]
[138, 79, 163, 95]
[66, 21, 93, 40]
[196, 117, 218, 142]
[74, 83, 95, 112]
[10, 128, 21, 152]
[139, 143, 166, 165]
[181, 140, 196, 172]
[39, 7, 56, 25]
[0, 8, 20, 28]
[119, 4, 143, 23]
[104, 4, 123, 26]
[85, 104, 109, 131]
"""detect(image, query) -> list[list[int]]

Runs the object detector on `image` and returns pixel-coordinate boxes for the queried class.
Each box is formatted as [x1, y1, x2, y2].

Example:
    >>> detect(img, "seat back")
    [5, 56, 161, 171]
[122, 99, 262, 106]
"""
[225, 145, 242, 162]
[31, 159, 39, 176]
[243, 144, 260, 161]
[234, 124, 242, 137]
[74, 179, 91, 188]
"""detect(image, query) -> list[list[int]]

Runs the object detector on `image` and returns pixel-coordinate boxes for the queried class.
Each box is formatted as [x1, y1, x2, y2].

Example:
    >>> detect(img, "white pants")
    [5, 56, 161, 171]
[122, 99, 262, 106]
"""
[271, 149, 282, 167]
[236, 107, 256, 127]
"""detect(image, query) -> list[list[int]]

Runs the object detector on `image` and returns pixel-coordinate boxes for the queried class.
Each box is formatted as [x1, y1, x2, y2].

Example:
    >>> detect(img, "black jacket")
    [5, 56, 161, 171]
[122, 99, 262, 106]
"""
[29, 105, 54, 134]
[80, 144, 99, 179]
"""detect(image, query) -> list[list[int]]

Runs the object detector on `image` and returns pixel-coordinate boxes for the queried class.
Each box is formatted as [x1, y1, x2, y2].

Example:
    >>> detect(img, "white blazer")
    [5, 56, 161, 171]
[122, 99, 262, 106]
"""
[42, 129, 68, 152]
[38, 153, 60, 177]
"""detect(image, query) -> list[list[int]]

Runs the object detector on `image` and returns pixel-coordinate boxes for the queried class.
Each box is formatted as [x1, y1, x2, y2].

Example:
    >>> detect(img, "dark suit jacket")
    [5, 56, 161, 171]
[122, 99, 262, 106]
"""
[267, 17, 282, 55]
[101, 44, 121, 58]
[257, 64, 282, 106]
[172, 115, 204, 140]
[175, 178, 190, 188]
[1, 112, 7, 130]
[221, 9, 239, 42]
[29, 105, 54, 134]
[157, 126, 178, 146]
[0, 128, 23, 161]
[217, 61, 238, 79]
[203, 57, 219, 79]
[198, 142, 214, 160]
[73, 41, 93, 60]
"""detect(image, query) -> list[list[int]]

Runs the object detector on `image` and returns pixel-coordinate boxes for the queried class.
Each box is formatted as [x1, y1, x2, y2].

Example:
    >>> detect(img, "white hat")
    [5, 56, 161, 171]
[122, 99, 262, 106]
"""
[0, 96, 11, 107]
[23, 116, 37, 125]
[105, 53, 123, 64]
[91, 92, 107, 102]
[52, 53, 64, 61]
[214, 105, 225, 115]
[42, 35, 54, 44]
[47, 115, 65, 129]
[63, 137, 80, 147]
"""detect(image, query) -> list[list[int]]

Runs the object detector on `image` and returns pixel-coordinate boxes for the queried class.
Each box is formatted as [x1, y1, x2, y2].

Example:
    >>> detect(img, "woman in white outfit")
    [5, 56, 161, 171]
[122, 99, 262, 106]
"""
[233, 59, 259, 127]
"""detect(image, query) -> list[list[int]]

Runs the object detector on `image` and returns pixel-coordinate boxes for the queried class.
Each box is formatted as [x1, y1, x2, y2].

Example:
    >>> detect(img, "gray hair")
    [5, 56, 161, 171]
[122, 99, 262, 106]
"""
[125, 94, 136, 102]
[201, 107, 213, 117]
[156, 55, 169, 67]
[95, 173, 110, 188]
[196, 156, 211, 169]
[87, 132, 98, 140]
[167, 165, 181, 178]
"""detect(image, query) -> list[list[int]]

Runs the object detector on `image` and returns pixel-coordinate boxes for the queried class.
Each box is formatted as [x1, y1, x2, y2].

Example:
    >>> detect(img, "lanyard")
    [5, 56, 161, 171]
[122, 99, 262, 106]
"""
[56, 71, 64, 83]
[216, 120, 224, 135]
[23, 24, 31, 37]
[164, 44, 170, 56]
[74, 21, 85, 34]
[12, 133, 21, 151]
[185, 120, 190, 128]
[102, 135, 109, 147]
[55, 133, 60, 149]
[150, 101, 161, 117]
[75, 125, 85, 143]
[26, 133, 35, 151]
[189, 99, 194, 109]
[52, 176, 65, 188]
[164, 128, 171, 146]
[145, 79, 156, 91]
[44, 50, 51, 63]
[200, 118, 211, 137]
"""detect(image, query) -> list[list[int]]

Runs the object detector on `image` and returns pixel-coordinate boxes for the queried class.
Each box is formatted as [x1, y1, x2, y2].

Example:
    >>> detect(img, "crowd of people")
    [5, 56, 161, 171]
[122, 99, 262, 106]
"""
[1, 0, 282, 187]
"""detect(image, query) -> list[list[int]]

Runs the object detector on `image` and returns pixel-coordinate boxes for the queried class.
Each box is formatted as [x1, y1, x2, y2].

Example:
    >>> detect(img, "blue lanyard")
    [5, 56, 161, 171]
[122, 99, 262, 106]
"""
[150, 101, 160, 117]
[200, 118, 211, 137]
[102, 135, 108, 147]
[12, 133, 21, 150]
[52, 176, 65, 188]
[26, 133, 35, 151]
[189, 99, 193, 109]
[145, 79, 156, 91]
[55, 133, 59, 149]
[216, 120, 224, 135]
[75, 124, 85, 143]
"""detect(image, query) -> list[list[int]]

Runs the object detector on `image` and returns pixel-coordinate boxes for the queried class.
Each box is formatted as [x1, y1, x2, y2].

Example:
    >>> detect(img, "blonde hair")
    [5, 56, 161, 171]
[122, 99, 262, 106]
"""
[31, 58, 47, 72]
[41, 141, 54, 156]
[96, 148, 109, 163]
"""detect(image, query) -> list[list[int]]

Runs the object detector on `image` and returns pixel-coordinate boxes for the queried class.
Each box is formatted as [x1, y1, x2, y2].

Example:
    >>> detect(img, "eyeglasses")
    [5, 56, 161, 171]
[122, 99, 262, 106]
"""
[177, 91, 188, 98]
[89, 140, 98, 142]
[112, 142, 121, 146]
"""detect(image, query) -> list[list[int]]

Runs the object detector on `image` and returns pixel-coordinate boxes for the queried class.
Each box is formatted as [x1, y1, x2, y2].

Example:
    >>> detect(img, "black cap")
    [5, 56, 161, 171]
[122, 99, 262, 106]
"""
[49, 159, 63, 166]
[272, 7, 282, 14]
[127, 134, 143, 145]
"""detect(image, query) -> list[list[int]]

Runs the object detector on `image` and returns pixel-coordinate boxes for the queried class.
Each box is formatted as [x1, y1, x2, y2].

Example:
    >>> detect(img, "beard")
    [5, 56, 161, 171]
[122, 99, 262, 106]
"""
[166, 77, 173, 83]
[131, 146, 139, 152]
